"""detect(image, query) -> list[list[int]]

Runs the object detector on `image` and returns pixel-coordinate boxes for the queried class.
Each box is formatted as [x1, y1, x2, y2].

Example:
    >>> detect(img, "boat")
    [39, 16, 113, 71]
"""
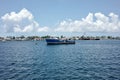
[46, 38, 75, 45]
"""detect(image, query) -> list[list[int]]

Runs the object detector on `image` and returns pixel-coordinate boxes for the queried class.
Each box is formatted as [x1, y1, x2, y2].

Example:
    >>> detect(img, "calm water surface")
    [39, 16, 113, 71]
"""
[0, 40, 120, 80]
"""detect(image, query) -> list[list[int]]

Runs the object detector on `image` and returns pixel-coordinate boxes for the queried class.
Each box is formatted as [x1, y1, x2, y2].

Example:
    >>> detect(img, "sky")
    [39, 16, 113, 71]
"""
[0, 0, 120, 37]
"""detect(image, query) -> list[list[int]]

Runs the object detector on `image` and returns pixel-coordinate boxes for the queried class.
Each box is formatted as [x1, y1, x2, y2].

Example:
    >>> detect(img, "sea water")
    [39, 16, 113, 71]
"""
[0, 40, 120, 80]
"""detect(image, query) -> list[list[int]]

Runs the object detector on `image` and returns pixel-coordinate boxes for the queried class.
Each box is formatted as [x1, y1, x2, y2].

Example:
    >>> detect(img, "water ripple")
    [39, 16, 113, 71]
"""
[0, 40, 120, 80]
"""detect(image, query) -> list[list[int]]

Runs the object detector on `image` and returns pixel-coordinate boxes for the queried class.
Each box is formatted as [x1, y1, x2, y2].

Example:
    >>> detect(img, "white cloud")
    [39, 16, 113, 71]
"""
[1, 8, 49, 33]
[55, 12, 120, 33]
[1, 10, 120, 34]
[38, 27, 49, 32]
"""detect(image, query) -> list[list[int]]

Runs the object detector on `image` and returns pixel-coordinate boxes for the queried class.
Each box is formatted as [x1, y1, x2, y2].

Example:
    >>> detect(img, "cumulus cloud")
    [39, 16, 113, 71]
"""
[55, 12, 120, 33]
[1, 10, 120, 34]
[1, 8, 49, 33]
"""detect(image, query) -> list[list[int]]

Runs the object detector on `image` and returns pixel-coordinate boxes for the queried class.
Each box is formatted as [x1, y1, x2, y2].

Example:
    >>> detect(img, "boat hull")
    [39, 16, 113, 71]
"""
[46, 39, 75, 45]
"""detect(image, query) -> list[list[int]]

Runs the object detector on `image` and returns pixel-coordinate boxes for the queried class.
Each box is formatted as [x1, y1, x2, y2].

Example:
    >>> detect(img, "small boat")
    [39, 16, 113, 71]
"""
[46, 38, 75, 45]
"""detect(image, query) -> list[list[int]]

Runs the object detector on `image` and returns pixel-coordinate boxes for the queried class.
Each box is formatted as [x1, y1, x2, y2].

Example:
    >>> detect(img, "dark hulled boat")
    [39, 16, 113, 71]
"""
[46, 38, 75, 45]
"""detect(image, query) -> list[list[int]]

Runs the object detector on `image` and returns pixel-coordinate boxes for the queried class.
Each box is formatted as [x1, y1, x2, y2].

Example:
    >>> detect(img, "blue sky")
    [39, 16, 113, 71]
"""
[0, 0, 120, 36]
